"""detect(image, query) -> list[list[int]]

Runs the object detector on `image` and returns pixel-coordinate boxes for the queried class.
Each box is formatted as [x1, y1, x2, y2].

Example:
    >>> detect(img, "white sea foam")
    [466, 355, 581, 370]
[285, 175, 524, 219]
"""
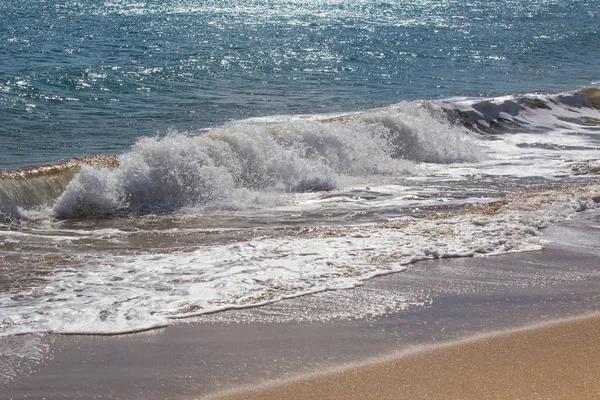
[441, 89, 600, 133]
[1, 188, 597, 336]
[52, 103, 480, 218]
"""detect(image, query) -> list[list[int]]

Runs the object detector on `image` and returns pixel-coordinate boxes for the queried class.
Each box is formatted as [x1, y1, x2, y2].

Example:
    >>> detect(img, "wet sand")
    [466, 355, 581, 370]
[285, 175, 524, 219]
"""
[208, 313, 600, 400]
[2, 212, 600, 399]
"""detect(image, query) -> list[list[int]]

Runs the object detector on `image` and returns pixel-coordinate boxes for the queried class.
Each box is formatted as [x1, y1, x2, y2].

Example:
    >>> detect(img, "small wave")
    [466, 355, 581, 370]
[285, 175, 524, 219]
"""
[441, 87, 600, 133]
[3, 184, 597, 336]
[53, 103, 481, 218]
[0, 156, 117, 221]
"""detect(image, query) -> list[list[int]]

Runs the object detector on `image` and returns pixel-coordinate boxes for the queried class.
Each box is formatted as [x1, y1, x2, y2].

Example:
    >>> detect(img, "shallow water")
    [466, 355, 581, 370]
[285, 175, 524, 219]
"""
[1, 0, 600, 337]
[3, 214, 600, 398]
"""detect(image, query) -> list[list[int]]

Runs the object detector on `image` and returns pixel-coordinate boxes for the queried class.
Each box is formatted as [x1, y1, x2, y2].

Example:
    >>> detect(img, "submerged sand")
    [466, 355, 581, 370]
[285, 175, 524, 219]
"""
[208, 313, 600, 400]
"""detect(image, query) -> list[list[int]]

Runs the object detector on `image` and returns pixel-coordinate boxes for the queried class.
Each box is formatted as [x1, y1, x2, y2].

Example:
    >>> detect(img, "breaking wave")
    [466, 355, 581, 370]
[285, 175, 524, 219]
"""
[2, 87, 599, 220]
[0, 156, 117, 221]
[52, 102, 481, 218]
[442, 87, 600, 133]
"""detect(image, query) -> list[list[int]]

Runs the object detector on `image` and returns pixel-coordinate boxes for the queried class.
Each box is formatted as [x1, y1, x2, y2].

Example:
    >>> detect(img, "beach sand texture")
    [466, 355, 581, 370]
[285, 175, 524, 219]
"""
[209, 313, 600, 400]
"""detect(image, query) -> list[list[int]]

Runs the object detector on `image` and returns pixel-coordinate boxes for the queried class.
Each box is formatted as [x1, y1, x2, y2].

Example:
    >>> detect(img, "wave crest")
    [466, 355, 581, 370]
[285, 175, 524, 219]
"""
[442, 87, 600, 132]
[0, 156, 117, 221]
[53, 103, 481, 218]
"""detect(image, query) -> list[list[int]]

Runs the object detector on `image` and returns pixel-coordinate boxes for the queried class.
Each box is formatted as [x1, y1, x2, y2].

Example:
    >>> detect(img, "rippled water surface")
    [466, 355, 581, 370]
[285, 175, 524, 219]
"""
[1, 0, 599, 167]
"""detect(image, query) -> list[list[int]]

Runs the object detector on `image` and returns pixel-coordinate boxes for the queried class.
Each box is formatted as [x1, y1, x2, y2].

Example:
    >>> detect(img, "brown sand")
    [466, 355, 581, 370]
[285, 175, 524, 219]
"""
[209, 313, 600, 400]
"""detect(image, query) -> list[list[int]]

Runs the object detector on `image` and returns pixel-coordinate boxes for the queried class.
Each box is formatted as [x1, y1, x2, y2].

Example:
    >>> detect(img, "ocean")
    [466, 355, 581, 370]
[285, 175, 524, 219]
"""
[1, 0, 599, 343]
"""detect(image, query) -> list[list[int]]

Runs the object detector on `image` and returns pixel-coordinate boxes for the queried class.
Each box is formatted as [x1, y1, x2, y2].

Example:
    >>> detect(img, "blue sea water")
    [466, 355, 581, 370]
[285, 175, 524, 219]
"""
[1, 0, 599, 168]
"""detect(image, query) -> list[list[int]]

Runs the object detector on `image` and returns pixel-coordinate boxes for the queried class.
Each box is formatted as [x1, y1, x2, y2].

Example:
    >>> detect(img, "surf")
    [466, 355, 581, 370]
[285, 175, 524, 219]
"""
[2, 87, 599, 221]
[0, 156, 117, 221]
[8, 100, 483, 219]
[441, 87, 600, 133]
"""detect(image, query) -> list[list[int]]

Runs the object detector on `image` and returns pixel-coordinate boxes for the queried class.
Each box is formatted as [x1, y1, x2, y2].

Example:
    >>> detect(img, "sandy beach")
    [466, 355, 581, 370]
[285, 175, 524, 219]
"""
[2, 212, 600, 400]
[208, 313, 600, 400]
[3, 1, 600, 399]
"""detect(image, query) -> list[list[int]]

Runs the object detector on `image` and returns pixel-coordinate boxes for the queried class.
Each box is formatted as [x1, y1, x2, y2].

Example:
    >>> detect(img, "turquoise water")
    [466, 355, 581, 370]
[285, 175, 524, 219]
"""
[1, 0, 599, 168]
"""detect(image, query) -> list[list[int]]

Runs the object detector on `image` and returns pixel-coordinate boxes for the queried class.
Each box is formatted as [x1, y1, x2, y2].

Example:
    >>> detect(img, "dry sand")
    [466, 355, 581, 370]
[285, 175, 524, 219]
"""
[208, 313, 600, 400]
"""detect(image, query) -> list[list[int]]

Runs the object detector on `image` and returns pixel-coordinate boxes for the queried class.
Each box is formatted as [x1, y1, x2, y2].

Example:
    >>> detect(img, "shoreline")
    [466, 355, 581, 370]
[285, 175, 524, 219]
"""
[206, 312, 600, 400]
[2, 211, 599, 399]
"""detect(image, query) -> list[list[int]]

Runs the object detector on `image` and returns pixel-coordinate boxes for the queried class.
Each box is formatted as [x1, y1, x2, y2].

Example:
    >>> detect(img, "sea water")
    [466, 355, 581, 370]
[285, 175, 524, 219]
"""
[1, 0, 599, 340]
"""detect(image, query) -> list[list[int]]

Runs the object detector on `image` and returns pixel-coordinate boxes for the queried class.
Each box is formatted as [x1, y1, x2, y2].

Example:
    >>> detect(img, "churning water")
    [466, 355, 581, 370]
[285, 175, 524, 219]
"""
[1, 0, 599, 337]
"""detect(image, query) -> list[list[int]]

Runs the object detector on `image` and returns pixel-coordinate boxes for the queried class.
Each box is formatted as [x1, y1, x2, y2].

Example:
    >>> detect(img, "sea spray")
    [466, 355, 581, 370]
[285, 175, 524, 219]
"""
[6, 90, 600, 220]
[53, 104, 481, 218]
